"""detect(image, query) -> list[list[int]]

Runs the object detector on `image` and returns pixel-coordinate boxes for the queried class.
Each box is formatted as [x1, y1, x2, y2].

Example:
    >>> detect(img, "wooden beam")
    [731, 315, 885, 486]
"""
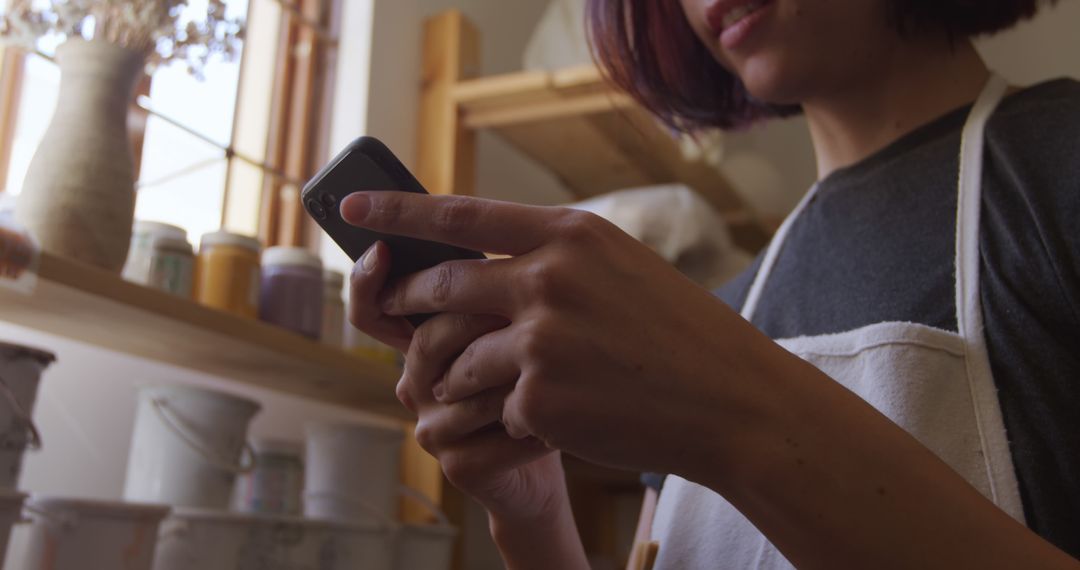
[415, 10, 479, 196]
[408, 12, 481, 569]
[0, 49, 26, 192]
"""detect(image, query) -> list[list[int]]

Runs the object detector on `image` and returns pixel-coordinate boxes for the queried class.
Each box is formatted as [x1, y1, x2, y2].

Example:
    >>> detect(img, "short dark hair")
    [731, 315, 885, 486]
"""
[586, 0, 1052, 131]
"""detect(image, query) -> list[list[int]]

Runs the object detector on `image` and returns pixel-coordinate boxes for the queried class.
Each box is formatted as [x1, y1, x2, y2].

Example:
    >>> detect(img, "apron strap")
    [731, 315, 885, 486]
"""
[954, 74, 1025, 520]
[955, 74, 1008, 338]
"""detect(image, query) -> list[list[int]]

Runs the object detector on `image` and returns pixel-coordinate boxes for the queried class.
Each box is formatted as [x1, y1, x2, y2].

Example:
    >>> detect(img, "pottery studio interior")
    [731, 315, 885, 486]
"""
[0, 0, 1078, 569]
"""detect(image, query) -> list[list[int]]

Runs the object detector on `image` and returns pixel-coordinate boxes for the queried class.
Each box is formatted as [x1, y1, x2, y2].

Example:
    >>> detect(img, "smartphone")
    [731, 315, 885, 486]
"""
[302, 136, 485, 326]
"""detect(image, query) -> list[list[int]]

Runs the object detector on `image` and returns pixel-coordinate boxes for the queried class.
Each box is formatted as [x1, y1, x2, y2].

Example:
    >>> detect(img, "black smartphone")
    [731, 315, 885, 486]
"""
[302, 136, 485, 326]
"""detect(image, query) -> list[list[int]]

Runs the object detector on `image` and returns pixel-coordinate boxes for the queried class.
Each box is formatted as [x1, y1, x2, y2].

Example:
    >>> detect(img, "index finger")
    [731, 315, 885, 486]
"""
[340, 192, 563, 256]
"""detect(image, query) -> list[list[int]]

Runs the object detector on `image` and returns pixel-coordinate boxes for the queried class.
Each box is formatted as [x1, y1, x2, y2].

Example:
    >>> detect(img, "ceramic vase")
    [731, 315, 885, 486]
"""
[16, 39, 145, 272]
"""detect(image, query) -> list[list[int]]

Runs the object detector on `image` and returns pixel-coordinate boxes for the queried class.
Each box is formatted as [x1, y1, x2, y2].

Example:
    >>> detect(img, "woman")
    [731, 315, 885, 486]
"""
[344, 0, 1080, 567]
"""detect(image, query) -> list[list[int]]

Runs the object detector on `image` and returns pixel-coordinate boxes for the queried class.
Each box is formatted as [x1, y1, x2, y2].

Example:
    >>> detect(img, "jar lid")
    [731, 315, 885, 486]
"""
[200, 231, 262, 253]
[323, 269, 345, 289]
[152, 237, 194, 254]
[250, 438, 303, 457]
[133, 221, 186, 241]
[262, 247, 322, 270]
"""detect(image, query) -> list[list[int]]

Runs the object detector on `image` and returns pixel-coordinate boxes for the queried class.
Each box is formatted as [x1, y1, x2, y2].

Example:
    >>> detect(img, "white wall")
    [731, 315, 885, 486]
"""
[977, 0, 1080, 85]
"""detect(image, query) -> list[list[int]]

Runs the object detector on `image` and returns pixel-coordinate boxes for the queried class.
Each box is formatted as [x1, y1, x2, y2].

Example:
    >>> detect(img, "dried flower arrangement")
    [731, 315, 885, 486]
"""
[0, 0, 244, 77]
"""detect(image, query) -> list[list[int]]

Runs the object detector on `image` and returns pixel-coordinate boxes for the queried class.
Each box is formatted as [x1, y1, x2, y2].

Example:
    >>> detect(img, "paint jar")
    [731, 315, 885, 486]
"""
[19, 496, 170, 570]
[123, 221, 186, 285]
[303, 418, 404, 525]
[233, 438, 304, 516]
[195, 231, 261, 318]
[321, 269, 346, 348]
[153, 509, 395, 570]
[0, 341, 54, 489]
[123, 385, 260, 509]
[259, 247, 324, 339]
[0, 491, 26, 564]
[147, 237, 195, 298]
[395, 486, 457, 570]
[394, 524, 458, 570]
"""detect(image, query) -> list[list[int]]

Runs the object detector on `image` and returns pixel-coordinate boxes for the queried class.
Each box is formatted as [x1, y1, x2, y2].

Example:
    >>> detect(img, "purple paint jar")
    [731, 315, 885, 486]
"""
[259, 247, 324, 338]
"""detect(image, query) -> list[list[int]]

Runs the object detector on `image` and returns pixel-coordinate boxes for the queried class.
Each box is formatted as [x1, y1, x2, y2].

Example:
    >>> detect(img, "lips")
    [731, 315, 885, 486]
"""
[706, 0, 771, 36]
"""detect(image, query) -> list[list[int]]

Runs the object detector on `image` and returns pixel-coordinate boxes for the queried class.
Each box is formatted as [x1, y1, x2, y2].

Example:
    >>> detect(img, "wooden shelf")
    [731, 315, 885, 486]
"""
[0, 252, 407, 418]
[453, 65, 769, 249]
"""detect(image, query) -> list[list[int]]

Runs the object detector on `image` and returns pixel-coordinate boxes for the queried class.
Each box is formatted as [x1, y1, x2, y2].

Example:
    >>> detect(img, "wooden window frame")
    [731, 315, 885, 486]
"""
[0, 0, 341, 251]
[261, 0, 340, 248]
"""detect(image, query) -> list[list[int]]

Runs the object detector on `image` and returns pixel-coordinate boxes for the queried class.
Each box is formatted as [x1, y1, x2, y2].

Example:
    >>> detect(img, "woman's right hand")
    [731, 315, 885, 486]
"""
[349, 241, 571, 524]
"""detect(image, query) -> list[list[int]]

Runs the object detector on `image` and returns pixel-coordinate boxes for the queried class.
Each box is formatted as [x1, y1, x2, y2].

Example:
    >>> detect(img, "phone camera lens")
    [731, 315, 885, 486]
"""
[320, 193, 337, 209]
[307, 199, 327, 220]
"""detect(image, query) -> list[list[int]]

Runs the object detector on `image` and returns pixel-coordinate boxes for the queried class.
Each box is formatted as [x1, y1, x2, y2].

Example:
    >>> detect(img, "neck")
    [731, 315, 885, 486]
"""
[803, 38, 990, 180]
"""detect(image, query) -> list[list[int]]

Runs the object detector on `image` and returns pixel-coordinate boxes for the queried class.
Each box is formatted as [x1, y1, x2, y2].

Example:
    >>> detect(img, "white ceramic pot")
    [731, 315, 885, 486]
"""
[394, 523, 458, 570]
[232, 438, 304, 516]
[0, 491, 26, 564]
[20, 496, 170, 570]
[303, 418, 404, 524]
[0, 342, 55, 489]
[153, 509, 394, 570]
[123, 385, 260, 509]
[15, 39, 145, 272]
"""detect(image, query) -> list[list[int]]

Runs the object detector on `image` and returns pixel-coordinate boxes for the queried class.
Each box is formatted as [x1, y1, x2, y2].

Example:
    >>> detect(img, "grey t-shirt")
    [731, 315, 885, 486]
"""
[650, 78, 1080, 558]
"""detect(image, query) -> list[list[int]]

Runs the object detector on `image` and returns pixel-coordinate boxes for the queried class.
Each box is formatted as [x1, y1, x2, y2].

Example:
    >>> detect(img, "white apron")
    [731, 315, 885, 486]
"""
[651, 76, 1025, 569]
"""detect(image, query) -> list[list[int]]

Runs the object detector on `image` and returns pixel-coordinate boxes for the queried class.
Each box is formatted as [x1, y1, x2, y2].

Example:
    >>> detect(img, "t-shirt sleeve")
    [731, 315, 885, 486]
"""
[985, 78, 1080, 328]
[981, 78, 1080, 556]
[715, 251, 764, 310]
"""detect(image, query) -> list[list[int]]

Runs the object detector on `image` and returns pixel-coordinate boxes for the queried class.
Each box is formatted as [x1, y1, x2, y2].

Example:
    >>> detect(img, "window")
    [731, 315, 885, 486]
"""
[0, 0, 340, 248]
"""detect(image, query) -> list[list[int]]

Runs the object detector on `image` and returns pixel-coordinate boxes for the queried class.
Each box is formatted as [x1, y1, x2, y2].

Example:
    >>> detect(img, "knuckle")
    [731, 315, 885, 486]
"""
[453, 313, 473, 334]
[513, 378, 551, 433]
[432, 198, 480, 235]
[371, 194, 405, 225]
[459, 392, 498, 417]
[410, 322, 435, 360]
[413, 421, 437, 452]
[431, 263, 458, 305]
[559, 210, 609, 244]
[445, 342, 481, 397]
[385, 279, 409, 313]
[522, 261, 564, 301]
[441, 453, 476, 488]
[395, 377, 416, 411]
[518, 318, 555, 361]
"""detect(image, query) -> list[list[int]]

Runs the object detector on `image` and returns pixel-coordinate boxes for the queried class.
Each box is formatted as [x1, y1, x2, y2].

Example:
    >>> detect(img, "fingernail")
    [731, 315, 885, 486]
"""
[360, 243, 378, 272]
[341, 193, 372, 223]
[432, 381, 446, 401]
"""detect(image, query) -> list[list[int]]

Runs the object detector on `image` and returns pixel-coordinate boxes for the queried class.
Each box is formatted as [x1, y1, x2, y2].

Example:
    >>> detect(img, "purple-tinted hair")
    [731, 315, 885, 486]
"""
[587, 0, 1052, 131]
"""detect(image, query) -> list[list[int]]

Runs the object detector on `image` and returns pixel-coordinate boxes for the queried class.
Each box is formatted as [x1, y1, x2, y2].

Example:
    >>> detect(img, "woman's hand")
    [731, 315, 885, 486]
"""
[349, 240, 571, 521]
[350, 247, 591, 569]
[341, 191, 783, 481]
[394, 309, 565, 523]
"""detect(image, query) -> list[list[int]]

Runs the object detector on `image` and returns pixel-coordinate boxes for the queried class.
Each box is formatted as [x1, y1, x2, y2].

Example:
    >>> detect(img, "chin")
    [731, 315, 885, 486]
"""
[735, 56, 810, 107]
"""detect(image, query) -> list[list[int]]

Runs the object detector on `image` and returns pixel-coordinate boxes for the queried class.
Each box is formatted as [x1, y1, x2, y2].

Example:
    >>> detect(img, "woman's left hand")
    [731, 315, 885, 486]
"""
[341, 191, 787, 478]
